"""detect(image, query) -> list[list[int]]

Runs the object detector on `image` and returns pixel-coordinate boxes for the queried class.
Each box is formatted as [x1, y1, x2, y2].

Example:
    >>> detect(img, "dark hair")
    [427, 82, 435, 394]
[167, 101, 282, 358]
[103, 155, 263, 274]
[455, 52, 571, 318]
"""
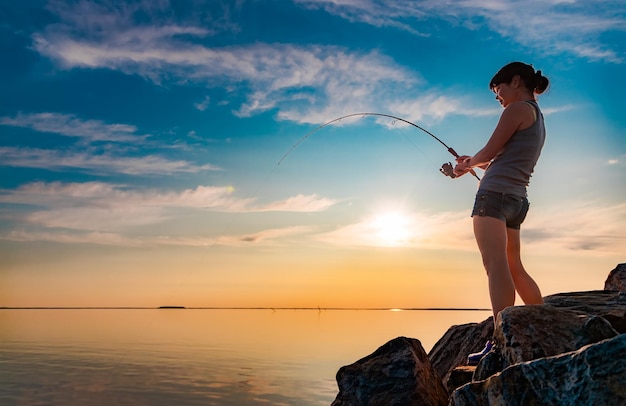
[489, 62, 549, 95]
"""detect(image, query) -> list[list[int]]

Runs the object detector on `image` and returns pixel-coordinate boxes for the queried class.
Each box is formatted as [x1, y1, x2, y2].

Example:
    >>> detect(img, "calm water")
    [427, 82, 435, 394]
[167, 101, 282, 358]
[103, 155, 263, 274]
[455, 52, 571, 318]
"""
[1, 309, 490, 405]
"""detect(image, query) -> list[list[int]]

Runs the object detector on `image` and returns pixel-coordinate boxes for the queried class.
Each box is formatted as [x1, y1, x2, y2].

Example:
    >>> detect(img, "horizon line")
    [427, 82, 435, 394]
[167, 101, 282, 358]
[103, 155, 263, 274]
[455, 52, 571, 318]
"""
[0, 306, 491, 311]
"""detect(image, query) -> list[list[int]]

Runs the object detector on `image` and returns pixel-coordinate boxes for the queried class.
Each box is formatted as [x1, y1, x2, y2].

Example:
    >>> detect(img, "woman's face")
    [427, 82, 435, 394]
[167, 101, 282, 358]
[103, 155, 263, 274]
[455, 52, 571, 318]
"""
[493, 82, 514, 108]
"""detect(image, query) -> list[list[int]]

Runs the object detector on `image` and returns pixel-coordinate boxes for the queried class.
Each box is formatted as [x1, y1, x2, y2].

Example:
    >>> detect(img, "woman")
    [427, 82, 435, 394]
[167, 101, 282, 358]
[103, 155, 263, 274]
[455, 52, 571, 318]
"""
[453, 62, 549, 365]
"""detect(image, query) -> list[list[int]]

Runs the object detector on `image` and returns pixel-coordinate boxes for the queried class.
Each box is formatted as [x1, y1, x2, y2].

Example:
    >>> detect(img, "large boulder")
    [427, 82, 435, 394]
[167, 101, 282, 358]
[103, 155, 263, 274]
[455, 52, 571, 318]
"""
[544, 290, 626, 333]
[605, 263, 626, 291]
[494, 305, 618, 366]
[430, 291, 626, 391]
[332, 336, 448, 406]
[472, 304, 618, 381]
[428, 317, 493, 391]
[450, 334, 626, 405]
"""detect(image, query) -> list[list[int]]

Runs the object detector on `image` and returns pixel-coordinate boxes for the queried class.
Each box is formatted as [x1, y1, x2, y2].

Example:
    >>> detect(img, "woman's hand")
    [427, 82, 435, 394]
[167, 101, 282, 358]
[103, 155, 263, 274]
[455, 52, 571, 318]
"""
[453, 155, 472, 177]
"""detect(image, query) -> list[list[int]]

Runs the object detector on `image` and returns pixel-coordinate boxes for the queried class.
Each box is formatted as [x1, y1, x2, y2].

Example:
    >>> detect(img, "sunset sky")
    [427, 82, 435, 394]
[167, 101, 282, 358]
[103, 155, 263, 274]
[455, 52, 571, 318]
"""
[1, 0, 624, 308]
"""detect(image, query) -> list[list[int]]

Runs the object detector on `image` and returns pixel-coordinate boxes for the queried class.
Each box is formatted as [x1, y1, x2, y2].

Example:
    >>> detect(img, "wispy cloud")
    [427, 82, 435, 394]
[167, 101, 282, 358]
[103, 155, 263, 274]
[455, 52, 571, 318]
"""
[0, 146, 219, 175]
[1, 180, 622, 253]
[314, 202, 626, 255]
[30, 0, 590, 128]
[0, 111, 221, 174]
[296, 0, 626, 63]
[232, 46, 418, 121]
[30, 1, 443, 124]
[389, 94, 499, 124]
[198, 226, 315, 247]
[0, 182, 247, 231]
[316, 209, 476, 249]
[293, 0, 432, 35]
[0, 112, 148, 143]
[34, 21, 421, 122]
[256, 193, 339, 212]
[2, 226, 315, 247]
[3, 229, 142, 246]
[0, 182, 338, 239]
[194, 96, 211, 111]
[523, 201, 626, 254]
[607, 155, 625, 166]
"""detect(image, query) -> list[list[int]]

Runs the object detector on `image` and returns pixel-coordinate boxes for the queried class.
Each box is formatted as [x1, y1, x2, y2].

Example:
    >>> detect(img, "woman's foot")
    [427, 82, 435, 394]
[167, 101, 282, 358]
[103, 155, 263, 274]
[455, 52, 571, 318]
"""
[467, 340, 493, 366]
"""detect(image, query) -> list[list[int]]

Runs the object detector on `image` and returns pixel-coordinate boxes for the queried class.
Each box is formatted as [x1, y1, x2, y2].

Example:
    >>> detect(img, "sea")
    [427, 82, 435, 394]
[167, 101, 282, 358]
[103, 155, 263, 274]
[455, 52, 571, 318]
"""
[1, 308, 490, 405]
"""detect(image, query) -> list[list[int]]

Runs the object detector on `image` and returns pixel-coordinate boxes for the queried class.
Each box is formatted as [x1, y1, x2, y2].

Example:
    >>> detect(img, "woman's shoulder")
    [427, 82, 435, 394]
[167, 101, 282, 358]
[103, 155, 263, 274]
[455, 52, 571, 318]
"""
[502, 100, 537, 127]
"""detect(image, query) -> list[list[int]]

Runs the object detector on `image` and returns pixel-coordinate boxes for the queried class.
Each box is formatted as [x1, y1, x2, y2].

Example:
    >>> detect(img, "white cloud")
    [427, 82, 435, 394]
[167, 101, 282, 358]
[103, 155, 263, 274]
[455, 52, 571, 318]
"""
[0, 182, 338, 234]
[2, 180, 622, 252]
[194, 96, 211, 111]
[26, 207, 166, 231]
[0, 112, 149, 143]
[2, 226, 315, 247]
[607, 155, 625, 166]
[389, 94, 497, 124]
[34, 23, 420, 121]
[314, 201, 626, 255]
[3, 229, 141, 246]
[293, 0, 431, 35]
[0, 111, 222, 174]
[566, 44, 623, 64]
[0, 146, 219, 174]
[31, 1, 430, 124]
[295, 0, 626, 63]
[316, 209, 476, 249]
[233, 46, 419, 121]
[0, 179, 327, 247]
[29, 0, 591, 129]
[523, 201, 626, 254]
[193, 226, 316, 247]
[1, 182, 244, 209]
[256, 193, 338, 212]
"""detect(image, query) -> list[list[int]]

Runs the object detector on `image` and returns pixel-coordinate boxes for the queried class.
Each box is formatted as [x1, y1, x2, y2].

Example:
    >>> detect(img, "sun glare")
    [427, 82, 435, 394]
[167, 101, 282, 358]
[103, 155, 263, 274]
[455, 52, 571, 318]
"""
[372, 211, 413, 247]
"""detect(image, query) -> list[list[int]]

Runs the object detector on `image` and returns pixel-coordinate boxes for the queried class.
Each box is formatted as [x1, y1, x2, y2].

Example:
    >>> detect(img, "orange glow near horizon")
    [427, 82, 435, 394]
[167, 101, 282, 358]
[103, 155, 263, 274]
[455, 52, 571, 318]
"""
[1, 236, 620, 309]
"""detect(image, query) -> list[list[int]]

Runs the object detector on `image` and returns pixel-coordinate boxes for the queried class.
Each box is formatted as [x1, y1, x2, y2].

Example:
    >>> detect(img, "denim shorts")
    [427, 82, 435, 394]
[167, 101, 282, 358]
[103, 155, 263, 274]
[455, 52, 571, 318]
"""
[471, 190, 530, 230]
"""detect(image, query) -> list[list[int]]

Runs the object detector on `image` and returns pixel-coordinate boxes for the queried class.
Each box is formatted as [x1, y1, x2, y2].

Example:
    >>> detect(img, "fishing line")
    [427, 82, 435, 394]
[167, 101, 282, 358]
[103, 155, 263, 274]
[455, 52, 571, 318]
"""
[277, 112, 480, 181]
[174, 113, 479, 309]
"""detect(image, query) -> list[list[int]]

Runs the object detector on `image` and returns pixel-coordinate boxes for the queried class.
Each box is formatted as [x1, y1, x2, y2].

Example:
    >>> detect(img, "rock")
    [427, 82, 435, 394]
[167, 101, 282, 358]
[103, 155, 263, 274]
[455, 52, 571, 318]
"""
[494, 305, 618, 367]
[544, 290, 626, 333]
[428, 317, 493, 392]
[605, 263, 626, 291]
[450, 334, 626, 406]
[425, 290, 624, 393]
[445, 366, 475, 392]
[332, 336, 448, 406]
[544, 290, 626, 312]
[332, 263, 626, 405]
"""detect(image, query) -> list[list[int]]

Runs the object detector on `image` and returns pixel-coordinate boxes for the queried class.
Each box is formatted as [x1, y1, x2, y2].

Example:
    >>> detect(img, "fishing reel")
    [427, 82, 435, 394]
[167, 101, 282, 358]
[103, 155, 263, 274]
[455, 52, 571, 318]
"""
[440, 162, 456, 178]
[441, 161, 481, 180]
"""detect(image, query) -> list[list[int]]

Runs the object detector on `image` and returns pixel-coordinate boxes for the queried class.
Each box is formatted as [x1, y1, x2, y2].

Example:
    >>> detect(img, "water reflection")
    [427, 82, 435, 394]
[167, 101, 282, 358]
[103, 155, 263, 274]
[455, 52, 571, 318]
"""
[1, 309, 489, 405]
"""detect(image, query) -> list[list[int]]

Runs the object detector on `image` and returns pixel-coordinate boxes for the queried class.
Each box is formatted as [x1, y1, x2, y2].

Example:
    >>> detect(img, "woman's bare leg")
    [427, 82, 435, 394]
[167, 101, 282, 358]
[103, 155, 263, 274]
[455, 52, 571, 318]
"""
[473, 216, 516, 321]
[506, 227, 543, 304]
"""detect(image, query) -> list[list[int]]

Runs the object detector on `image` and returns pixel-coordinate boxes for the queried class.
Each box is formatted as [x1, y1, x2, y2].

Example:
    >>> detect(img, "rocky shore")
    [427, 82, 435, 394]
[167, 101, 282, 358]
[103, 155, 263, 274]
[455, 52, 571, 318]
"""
[332, 263, 626, 405]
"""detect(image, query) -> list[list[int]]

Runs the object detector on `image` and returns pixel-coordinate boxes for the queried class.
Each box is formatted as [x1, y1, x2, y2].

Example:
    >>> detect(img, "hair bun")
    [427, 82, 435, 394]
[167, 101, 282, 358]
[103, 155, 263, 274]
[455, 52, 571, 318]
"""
[534, 70, 549, 94]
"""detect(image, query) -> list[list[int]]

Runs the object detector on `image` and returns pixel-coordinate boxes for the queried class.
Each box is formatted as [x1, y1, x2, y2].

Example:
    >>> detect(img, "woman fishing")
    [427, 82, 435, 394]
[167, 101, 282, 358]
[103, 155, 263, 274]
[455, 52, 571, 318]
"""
[453, 62, 550, 365]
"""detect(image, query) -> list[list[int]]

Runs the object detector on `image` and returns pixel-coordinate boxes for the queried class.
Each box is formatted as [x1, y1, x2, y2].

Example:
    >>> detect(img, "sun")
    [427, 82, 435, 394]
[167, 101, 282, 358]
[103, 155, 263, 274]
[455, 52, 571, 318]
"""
[371, 211, 413, 247]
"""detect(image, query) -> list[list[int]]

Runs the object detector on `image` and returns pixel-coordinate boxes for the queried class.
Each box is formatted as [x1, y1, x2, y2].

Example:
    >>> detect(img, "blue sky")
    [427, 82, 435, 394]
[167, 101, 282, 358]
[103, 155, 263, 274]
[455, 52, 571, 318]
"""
[1, 0, 624, 307]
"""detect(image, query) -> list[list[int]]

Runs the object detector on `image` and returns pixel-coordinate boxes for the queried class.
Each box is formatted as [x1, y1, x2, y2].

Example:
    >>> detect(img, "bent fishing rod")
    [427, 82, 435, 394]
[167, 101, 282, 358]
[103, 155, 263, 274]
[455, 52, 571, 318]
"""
[277, 112, 480, 181]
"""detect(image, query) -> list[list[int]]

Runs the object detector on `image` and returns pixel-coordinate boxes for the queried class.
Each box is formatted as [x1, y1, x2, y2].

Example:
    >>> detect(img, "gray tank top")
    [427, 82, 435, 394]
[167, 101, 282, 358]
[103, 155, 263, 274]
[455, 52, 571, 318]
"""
[478, 100, 545, 197]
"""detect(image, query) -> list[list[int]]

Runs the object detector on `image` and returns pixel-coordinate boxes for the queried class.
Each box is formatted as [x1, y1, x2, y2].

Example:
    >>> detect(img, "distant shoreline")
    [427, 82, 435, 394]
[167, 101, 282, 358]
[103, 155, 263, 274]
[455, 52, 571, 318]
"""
[0, 306, 490, 311]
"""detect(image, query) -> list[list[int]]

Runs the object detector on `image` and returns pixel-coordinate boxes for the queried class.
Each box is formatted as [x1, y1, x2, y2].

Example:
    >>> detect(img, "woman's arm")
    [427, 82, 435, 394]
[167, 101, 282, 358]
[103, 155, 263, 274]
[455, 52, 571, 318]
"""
[454, 101, 532, 176]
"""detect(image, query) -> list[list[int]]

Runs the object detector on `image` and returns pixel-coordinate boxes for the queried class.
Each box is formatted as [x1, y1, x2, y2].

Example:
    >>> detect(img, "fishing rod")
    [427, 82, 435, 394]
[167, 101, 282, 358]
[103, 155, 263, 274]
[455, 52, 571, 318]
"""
[277, 112, 480, 181]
